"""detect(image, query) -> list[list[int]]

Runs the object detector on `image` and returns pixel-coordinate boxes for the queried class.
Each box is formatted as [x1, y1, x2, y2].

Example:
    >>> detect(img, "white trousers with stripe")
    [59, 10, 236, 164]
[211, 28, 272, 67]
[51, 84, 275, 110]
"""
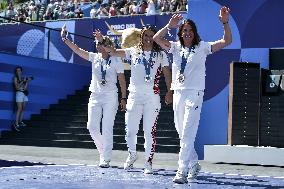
[87, 92, 118, 162]
[173, 89, 204, 172]
[125, 92, 161, 163]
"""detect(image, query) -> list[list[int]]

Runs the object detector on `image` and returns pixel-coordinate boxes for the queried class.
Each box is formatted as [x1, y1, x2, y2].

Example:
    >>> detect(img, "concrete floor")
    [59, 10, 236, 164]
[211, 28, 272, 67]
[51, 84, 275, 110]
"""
[1, 145, 284, 177]
[1, 145, 284, 188]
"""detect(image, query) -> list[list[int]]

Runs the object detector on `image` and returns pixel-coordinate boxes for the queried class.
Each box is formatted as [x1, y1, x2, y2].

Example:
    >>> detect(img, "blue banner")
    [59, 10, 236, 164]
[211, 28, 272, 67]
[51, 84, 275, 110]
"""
[92, 15, 159, 48]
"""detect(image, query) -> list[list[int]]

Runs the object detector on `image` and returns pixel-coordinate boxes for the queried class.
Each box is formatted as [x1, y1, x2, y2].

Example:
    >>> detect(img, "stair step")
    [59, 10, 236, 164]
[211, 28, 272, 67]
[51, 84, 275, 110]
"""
[1, 126, 179, 140]
[30, 115, 87, 122]
[58, 100, 88, 106]
[40, 109, 87, 116]
[23, 122, 175, 132]
[0, 138, 179, 153]
[1, 132, 178, 145]
[67, 95, 90, 101]
[49, 104, 87, 111]
[73, 92, 91, 97]
[57, 100, 165, 107]
[2, 81, 179, 153]
[113, 128, 178, 137]
[49, 104, 172, 112]
[37, 111, 173, 122]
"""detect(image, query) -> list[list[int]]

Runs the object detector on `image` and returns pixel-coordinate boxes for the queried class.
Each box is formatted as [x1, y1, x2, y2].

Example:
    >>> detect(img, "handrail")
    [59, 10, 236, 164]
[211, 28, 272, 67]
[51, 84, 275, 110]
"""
[0, 15, 94, 40]
[0, 9, 187, 24]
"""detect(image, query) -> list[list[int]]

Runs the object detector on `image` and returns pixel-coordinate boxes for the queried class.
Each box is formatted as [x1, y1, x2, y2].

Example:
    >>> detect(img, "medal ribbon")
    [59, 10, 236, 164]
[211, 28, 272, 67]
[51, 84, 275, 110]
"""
[142, 51, 154, 77]
[180, 46, 195, 75]
[101, 55, 111, 81]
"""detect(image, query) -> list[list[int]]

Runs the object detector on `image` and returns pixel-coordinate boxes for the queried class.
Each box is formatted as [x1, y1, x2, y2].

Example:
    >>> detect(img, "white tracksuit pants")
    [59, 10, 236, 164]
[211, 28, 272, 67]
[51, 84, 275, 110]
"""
[125, 92, 161, 163]
[87, 92, 118, 162]
[173, 89, 204, 172]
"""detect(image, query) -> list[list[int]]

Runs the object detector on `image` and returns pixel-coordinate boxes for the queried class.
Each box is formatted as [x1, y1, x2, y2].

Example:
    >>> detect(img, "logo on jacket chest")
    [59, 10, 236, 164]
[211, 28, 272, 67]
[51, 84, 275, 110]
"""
[134, 52, 157, 67]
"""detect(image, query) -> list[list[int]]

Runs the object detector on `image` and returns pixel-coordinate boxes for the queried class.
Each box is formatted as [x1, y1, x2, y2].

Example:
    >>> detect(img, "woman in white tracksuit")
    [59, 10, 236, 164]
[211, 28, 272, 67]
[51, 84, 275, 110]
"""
[102, 25, 172, 174]
[154, 7, 232, 184]
[61, 27, 127, 168]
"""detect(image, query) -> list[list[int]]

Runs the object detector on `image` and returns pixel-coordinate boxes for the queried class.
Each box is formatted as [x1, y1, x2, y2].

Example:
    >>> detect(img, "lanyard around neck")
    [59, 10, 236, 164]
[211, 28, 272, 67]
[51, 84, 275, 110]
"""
[142, 50, 154, 76]
[100, 56, 111, 80]
[180, 46, 195, 74]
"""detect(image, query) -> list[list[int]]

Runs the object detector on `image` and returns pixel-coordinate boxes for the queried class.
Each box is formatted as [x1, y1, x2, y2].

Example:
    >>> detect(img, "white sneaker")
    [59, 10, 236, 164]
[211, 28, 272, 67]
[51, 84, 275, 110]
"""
[187, 162, 201, 181]
[173, 170, 188, 184]
[13, 123, 20, 132]
[123, 151, 138, 170]
[99, 160, 110, 168]
[144, 161, 153, 174]
[19, 121, 27, 127]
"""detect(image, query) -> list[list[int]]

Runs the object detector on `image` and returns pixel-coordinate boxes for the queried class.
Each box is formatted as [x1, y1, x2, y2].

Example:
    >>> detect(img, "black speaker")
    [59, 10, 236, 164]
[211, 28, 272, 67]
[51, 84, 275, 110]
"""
[260, 69, 284, 148]
[263, 70, 284, 94]
[265, 72, 282, 94]
[269, 48, 284, 70]
[260, 95, 284, 148]
[228, 62, 260, 146]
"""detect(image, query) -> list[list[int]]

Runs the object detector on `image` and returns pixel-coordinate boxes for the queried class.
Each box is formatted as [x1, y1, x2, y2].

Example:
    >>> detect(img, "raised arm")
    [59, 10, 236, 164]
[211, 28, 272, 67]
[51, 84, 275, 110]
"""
[61, 24, 89, 61]
[93, 29, 104, 43]
[93, 29, 126, 58]
[153, 14, 183, 51]
[211, 6, 232, 53]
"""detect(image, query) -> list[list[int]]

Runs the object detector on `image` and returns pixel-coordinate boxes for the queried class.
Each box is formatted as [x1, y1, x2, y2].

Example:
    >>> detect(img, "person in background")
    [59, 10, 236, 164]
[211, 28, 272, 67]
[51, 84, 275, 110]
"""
[153, 7, 232, 184]
[43, 8, 53, 20]
[75, 7, 84, 18]
[139, 0, 147, 14]
[177, 0, 187, 12]
[108, 2, 117, 17]
[6, 2, 15, 21]
[13, 66, 31, 131]
[160, 0, 170, 14]
[90, 4, 99, 18]
[97, 3, 109, 18]
[146, 0, 155, 15]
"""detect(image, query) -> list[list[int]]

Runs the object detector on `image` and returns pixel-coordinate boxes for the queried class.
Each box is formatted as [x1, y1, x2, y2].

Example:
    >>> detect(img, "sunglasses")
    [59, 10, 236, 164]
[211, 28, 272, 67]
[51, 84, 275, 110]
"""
[142, 24, 156, 31]
[96, 37, 114, 47]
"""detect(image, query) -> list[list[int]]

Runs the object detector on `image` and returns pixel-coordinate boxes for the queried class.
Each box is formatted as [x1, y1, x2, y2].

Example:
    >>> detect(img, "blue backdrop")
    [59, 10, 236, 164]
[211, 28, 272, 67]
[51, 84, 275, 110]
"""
[0, 53, 91, 131]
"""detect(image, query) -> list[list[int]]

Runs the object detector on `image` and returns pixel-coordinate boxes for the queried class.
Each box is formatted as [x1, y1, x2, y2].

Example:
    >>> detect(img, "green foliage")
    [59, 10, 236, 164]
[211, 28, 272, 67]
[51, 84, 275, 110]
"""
[0, 1, 8, 11]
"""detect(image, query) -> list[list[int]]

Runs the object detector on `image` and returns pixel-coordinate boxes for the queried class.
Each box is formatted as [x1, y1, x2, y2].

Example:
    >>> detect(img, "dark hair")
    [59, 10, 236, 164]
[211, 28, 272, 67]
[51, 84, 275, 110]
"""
[97, 36, 115, 47]
[15, 66, 22, 72]
[14, 66, 22, 81]
[177, 19, 201, 48]
[138, 25, 161, 52]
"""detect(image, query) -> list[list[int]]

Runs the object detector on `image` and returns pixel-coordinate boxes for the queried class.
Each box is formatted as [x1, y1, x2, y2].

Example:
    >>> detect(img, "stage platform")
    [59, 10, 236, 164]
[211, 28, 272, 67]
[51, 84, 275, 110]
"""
[204, 145, 284, 166]
[0, 145, 284, 188]
[1, 161, 284, 189]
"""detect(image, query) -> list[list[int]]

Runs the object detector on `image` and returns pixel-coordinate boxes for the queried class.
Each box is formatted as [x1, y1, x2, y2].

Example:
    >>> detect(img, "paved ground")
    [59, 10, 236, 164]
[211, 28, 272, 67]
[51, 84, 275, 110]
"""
[1, 145, 284, 188]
